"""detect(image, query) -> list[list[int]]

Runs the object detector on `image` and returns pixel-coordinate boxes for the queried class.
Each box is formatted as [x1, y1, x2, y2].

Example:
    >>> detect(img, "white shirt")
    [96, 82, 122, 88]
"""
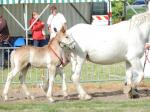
[47, 13, 66, 38]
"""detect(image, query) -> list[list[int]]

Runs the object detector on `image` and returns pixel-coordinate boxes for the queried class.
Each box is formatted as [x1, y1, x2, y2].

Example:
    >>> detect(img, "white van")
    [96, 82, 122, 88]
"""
[91, 0, 112, 26]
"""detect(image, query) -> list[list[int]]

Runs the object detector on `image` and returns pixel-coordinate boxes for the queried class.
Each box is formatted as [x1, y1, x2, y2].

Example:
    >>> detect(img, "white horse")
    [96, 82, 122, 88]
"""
[67, 12, 150, 99]
[2, 27, 75, 102]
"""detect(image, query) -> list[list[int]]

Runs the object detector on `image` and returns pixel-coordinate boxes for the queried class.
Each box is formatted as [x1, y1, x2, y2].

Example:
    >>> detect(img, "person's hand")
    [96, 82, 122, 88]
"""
[145, 43, 150, 49]
[48, 25, 51, 32]
[41, 22, 44, 25]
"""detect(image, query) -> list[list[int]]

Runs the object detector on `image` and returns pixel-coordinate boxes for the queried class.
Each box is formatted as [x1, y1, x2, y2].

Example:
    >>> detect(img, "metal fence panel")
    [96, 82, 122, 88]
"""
[0, 47, 126, 85]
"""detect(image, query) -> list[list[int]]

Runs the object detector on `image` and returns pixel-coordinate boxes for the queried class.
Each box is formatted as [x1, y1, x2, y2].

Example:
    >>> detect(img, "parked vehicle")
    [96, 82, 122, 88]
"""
[133, 0, 146, 5]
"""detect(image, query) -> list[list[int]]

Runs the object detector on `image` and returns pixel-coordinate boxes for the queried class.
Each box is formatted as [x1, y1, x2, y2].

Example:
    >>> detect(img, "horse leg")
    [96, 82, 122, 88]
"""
[124, 61, 135, 98]
[19, 66, 34, 100]
[71, 56, 92, 100]
[128, 58, 144, 98]
[57, 67, 68, 99]
[3, 68, 19, 101]
[70, 53, 76, 73]
[46, 65, 56, 103]
[130, 58, 144, 85]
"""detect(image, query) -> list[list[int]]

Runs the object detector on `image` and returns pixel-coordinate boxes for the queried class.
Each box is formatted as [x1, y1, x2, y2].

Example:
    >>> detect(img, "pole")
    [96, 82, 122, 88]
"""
[24, 4, 28, 45]
[3, 6, 25, 30]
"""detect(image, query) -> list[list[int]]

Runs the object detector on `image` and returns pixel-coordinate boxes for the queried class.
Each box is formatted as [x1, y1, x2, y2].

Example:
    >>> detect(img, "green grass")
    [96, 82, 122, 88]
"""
[0, 99, 149, 112]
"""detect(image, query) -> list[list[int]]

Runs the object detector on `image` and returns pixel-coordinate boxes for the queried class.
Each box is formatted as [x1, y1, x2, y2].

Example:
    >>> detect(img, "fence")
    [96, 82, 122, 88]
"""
[0, 47, 126, 84]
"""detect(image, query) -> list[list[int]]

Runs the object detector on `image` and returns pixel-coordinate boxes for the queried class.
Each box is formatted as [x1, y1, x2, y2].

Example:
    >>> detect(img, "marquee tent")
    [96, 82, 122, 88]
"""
[0, 0, 124, 44]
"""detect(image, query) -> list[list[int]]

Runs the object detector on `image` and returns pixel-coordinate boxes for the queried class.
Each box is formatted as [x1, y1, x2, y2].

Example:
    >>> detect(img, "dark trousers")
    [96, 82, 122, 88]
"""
[33, 40, 47, 47]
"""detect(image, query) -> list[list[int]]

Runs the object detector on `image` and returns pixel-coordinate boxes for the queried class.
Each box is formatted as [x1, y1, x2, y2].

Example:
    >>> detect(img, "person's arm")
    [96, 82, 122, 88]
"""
[60, 13, 67, 30]
[32, 21, 44, 31]
[48, 24, 51, 33]
[47, 15, 52, 33]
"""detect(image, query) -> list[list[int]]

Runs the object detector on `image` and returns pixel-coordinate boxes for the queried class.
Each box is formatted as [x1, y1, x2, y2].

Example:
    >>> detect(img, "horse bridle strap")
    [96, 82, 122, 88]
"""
[49, 45, 64, 66]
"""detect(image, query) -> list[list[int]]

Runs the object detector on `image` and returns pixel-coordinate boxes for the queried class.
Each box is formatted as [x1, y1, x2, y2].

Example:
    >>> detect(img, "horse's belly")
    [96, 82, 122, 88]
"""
[30, 56, 51, 68]
[87, 51, 126, 65]
[31, 62, 48, 68]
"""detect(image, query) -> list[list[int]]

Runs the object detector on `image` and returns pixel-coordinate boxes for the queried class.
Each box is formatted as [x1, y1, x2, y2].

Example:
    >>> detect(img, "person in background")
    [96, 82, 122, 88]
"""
[29, 12, 46, 47]
[47, 5, 67, 40]
[0, 15, 10, 47]
[0, 15, 10, 68]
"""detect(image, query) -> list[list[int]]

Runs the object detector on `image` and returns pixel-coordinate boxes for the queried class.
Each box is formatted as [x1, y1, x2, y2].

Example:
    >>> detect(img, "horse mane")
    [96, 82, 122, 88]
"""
[130, 12, 150, 29]
[48, 33, 60, 47]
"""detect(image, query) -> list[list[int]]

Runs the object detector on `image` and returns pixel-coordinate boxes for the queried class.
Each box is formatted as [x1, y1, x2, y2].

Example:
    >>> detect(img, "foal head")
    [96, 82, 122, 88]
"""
[49, 26, 75, 49]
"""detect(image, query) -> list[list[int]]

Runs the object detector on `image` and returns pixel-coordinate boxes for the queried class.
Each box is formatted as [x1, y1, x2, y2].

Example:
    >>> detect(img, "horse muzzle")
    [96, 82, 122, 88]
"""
[60, 37, 76, 49]
[60, 40, 75, 49]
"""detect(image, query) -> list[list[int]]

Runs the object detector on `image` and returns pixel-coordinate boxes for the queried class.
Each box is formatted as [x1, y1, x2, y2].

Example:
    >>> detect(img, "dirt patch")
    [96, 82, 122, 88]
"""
[0, 81, 150, 103]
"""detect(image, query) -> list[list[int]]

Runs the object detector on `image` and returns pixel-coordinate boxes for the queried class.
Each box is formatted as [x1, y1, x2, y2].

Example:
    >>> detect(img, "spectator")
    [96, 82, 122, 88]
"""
[47, 5, 67, 40]
[0, 15, 10, 68]
[0, 15, 10, 47]
[29, 12, 46, 47]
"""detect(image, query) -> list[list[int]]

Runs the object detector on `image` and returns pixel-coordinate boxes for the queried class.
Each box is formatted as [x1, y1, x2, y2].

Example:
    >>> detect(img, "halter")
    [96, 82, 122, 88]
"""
[49, 45, 64, 67]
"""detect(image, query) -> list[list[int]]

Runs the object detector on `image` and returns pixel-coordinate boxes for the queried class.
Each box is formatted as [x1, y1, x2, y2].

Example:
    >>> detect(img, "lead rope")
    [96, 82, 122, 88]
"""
[49, 45, 64, 67]
[143, 48, 150, 71]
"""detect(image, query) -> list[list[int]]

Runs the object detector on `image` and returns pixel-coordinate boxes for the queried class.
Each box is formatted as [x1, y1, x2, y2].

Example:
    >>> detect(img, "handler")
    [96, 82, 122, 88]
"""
[47, 5, 67, 40]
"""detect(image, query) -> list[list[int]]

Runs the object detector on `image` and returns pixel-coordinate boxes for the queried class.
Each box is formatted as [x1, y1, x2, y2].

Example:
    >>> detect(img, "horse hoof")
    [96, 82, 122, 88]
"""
[131, 89, 140, 99]
[127, 93, 140, 99]
[3, 95, 8, 101]
[85, 94, 92, 100]
[64, 95, 70, 100]
[26, 95, 35, 100]
[126, 88, 140, 99]
[30, 95, 35, 100]
[78, 94, 92, 100]
[48, 98, 55, 103]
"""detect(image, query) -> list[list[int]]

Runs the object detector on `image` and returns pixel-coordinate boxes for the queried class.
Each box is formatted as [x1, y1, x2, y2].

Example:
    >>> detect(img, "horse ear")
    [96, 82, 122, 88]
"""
[60, 25, 66, 33]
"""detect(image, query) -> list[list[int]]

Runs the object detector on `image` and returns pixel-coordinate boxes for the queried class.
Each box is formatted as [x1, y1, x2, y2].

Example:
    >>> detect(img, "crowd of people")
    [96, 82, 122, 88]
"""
[29, 5, 67, 47]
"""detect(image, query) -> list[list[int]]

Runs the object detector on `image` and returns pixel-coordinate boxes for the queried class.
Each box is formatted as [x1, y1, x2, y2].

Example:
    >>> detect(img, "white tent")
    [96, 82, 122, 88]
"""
[0, 0, 124, 45]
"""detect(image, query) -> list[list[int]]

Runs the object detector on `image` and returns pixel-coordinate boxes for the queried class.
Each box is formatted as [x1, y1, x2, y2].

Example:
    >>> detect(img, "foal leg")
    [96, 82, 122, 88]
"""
[3, 68, 19, 101]
[19, 67, 34, 100]
[40, 67, 68, 99]
[46, 65, 56, 103]
[71, 56, 91, 100]
[57, 67, 68, 98]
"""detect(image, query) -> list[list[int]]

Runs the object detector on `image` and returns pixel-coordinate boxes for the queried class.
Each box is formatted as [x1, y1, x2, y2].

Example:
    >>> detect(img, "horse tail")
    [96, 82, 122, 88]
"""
[10, 50, 15, 69]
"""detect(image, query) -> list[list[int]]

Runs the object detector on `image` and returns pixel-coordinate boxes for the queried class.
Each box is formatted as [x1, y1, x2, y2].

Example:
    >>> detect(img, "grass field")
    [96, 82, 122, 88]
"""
[0, 98, 150, 112]
[0, 80, 149, 112]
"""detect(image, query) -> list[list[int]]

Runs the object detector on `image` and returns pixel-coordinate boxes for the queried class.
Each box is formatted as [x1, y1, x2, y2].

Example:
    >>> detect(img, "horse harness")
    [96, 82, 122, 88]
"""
[48, 45, 64, 67]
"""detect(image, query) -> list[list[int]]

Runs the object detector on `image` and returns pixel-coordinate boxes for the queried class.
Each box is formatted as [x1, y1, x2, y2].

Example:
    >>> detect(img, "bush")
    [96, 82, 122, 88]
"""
[112, 0, 134, 23]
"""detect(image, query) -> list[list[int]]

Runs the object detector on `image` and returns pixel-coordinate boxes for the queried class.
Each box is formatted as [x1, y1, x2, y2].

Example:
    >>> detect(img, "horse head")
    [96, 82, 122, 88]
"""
[56, 26, 75, 50]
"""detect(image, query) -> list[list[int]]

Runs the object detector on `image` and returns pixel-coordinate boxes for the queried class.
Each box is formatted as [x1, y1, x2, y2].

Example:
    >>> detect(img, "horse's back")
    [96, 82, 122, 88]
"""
[68, 22, 131, 64]
[68, 22, 129, 43]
